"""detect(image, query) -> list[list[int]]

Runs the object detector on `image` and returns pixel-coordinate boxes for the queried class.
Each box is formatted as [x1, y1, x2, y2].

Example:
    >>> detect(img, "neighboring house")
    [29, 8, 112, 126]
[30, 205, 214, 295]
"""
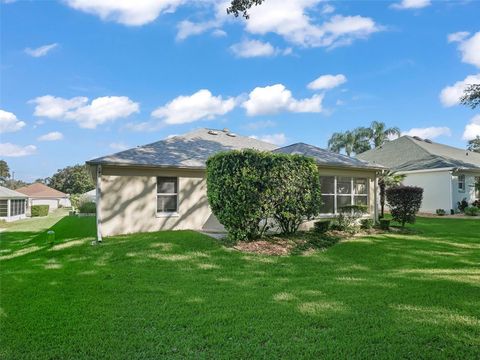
[87, 128, 382, 240]
[358, 136, 480, 213]
[17, 183, 71, 211]
[0, 185, 28, 222]
[82, 189, 96, 203]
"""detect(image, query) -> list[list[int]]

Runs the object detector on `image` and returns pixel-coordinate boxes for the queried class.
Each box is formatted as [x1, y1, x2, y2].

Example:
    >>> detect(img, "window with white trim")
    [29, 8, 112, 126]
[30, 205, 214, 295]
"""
[319, 176, 369, 214]
[157, 177, 178, 213]
[458, 174, 465, 192]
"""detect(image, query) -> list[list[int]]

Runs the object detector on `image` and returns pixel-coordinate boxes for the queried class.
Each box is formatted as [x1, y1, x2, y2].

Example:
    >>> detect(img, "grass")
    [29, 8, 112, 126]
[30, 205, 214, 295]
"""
[1, 212, 479, 359]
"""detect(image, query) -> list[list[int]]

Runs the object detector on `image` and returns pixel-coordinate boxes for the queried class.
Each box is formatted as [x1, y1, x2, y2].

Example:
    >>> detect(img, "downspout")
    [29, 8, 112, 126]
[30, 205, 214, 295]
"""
[95, 164, 102, 243]
[449, 170, 453, 213]
[374, 172, 378, 222]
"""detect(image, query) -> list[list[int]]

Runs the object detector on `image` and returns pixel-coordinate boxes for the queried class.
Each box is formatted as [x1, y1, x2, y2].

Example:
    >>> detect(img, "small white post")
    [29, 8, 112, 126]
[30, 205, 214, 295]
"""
[95, 165, 102, 243]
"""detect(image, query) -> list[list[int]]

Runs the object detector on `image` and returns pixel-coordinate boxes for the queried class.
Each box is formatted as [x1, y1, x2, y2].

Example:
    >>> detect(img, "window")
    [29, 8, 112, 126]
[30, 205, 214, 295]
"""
[9, 199, 25, 216]
[319, 176, 369, 215]
[0, 200, 7, 217]
[157, 177, 178, 213]
[458, 175, 465, 192]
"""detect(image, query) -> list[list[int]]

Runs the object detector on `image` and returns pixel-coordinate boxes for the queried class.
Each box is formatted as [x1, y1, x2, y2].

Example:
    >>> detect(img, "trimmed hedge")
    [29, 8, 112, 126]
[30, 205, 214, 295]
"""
[31, 205, 49, 217]
[206, 149, 322, 241]
[386, 186, 423, 226]
[464, 206, 479, 216]
[78, 202, 96, 214]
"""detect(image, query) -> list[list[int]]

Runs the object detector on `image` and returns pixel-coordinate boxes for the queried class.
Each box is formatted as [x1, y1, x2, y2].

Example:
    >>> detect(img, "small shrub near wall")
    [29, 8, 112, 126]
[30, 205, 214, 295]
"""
[78, 202, 96, 214]
[31, 205, 49, 217]
[386, 186, 423, 227]
[464, 206, 479, 216]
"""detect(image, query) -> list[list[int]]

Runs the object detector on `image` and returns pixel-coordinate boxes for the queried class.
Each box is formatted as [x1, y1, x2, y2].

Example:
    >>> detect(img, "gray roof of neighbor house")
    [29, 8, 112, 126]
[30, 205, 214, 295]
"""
[0, 185, 28, 199]
[357, 135, 480, 171]
[87, 128, 278, 169]
[274, 143, 384, 170]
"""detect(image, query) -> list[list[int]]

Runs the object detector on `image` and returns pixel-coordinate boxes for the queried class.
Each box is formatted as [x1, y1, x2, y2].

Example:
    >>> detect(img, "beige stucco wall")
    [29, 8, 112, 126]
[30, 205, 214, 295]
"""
[98, 165, 378, 237]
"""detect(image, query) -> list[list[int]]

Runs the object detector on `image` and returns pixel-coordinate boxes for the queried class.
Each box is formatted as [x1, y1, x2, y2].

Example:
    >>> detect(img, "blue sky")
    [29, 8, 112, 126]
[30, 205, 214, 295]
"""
[1, 0, 479, 182]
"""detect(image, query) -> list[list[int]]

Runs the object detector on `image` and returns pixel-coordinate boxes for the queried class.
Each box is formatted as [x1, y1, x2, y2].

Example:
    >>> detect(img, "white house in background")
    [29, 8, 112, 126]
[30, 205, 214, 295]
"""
[358, 136, 480, 213]
[0, 185, 28, 222]
[82, 189, 96, 203]
[16, 183, 71, 211]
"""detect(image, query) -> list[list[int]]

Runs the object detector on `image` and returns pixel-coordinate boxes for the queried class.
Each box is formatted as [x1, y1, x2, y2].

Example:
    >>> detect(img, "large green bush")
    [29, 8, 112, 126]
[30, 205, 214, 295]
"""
[78, 202, 96, 214]
[31, 205, 49, 217]
[206, 149, 322, 241]
[386, 186, 423, 226]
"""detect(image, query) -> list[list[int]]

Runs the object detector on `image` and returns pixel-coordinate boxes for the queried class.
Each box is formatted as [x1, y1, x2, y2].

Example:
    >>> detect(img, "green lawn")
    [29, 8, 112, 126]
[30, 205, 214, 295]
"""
[1, 213, 479, 359]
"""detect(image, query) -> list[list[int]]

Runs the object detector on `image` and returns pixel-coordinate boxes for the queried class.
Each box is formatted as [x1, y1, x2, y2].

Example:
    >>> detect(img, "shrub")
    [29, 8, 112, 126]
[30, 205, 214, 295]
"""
[436, 209, 446, 216]
[472, 200, 480, 208]
[464, 206, 479, 216]
[78, 202, 96, 214]
[457, 198, 469, 213]
[386, 186, 423, 227]
[206, 149, 322, 241]
[332, 205, 368, 232]
[360, 218, 374, 229]
[379, 219, 390, 230]
[313, 220, 330, 234]
[31, 205, 49, 217]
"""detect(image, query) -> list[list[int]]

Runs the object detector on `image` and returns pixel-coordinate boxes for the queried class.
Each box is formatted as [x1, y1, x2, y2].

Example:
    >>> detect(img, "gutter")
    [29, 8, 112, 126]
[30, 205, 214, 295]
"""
[95, 164, 102, 244]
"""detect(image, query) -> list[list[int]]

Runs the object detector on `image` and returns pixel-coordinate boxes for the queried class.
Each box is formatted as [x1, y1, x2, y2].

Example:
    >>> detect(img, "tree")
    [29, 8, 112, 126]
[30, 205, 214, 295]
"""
[47, 164, 94, 194]
[467, 136, 480, 153]
[378, 170, 406, 218]
[386, 186, 423, 227]
[227, 0, 265, 18]
[328, 128, 371, 156]
[368, 121, 401, 148]
[4, 179, 28, 190]
[0, 160, 10, 186]
[460, 84, 480, 109]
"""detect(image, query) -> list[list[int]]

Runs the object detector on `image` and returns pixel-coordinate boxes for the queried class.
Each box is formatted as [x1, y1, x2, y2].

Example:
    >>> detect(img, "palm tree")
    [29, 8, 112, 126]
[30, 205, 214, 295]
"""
[369, 121, 401, 148]
[378, 170, 406, 218]
[328, 128, 371, 156]
[328, 132, 346, 154]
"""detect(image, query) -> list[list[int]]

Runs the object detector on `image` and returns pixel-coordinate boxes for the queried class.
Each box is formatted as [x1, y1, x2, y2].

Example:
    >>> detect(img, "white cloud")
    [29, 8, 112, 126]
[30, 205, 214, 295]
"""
[0, 143, 36, 157]
[250, 133, 287, 145]
[307, 74, 347, 90]
[0, 109, 26, 133]
[439, 74, 480, 107]
[402, 126, 451, 139]
[109, 142, 129, 151]
[38, 131, 64, 141]
[448, 31, 470, 43]
[245, 120, 276, 130]
[242, 84, 323, 116]
[321, 4, 335, 14]
[391, 0, 431, 10]
[30, 95, 139, 129]
[245, 2, 380, 49]
[64, 0, 184, 26]
[456, 32, 480, 68]
[151, 89, 236, 125]
[230, 39, 279, 58]
[463, 115, 480, 140]
[24, 43, 58, 57]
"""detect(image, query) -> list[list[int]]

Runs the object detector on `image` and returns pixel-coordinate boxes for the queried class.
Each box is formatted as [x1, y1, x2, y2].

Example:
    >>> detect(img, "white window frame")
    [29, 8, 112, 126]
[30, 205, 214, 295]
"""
[319, 176, 369, 215]
[458, 174, 465, 192]
[156, 177, 179, 216]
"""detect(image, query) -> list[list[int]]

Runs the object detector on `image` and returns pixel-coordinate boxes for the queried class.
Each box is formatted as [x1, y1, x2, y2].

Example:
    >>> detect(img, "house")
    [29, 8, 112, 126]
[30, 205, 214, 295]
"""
[0, 185, 28, 222]
[86, 128, 383, 240]
[16, 183, 71, 212]
[357, 135, 480, 213]
[82, 189, 96, 203]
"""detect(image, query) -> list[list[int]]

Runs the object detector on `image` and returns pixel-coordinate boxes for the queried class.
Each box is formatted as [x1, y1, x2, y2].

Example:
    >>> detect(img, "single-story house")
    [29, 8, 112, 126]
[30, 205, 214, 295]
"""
[86, 128, 383, 240]
[17, 183, 71, 212]
[358, 135, 480, 213]
[0, 185, 28, 222]
[82, 189, 96, 203]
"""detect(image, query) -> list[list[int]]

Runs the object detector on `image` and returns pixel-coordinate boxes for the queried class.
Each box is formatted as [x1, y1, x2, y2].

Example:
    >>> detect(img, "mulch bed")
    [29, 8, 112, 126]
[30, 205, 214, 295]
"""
[234, 238, 300, 256]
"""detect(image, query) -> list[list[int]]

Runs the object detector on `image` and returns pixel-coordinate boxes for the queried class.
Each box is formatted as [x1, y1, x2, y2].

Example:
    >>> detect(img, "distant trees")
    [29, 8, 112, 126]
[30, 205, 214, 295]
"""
[47, 164, 94, 194]
[328, 121, 400, 156]
[467, 136, 480, 153]
[0, 160, 10, 186]
[461, 84, 480, 109]
[227, 0, 265, 18]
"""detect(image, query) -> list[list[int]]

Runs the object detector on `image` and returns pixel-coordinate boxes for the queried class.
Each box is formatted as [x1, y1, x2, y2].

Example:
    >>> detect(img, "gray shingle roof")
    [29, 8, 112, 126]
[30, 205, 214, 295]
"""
[0, 185, 28, 199]
[357, 136, 480, 171]
[87, 128, 278, 169]
[273, 143, 384, 170]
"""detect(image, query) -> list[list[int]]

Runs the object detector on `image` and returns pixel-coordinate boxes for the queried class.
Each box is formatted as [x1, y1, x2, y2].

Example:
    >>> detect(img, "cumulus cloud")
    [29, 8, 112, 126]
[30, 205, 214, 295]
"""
[447, 31, 470, 43]
[0, 109, 26, 133]
[250, 133, 287, 145]
[24, 43, 58, 57]
[109, 142, 129, 151]
[151, 89, 236, 125]
[439, 74, 480, 107]
[0, 143, 36, 157]
[64, 0, 184, 26]
[307, 74, 347, 90]
[391, 0, 431, 10]
[243, 84, 323, 116]
[402, 126, 451, 139]
[30, 95, 139, 129]
[463, 115, 480, 141]
[230, 39, 289, 58]
[453, 31, 480, 68]
[38, 131, 64, 141]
